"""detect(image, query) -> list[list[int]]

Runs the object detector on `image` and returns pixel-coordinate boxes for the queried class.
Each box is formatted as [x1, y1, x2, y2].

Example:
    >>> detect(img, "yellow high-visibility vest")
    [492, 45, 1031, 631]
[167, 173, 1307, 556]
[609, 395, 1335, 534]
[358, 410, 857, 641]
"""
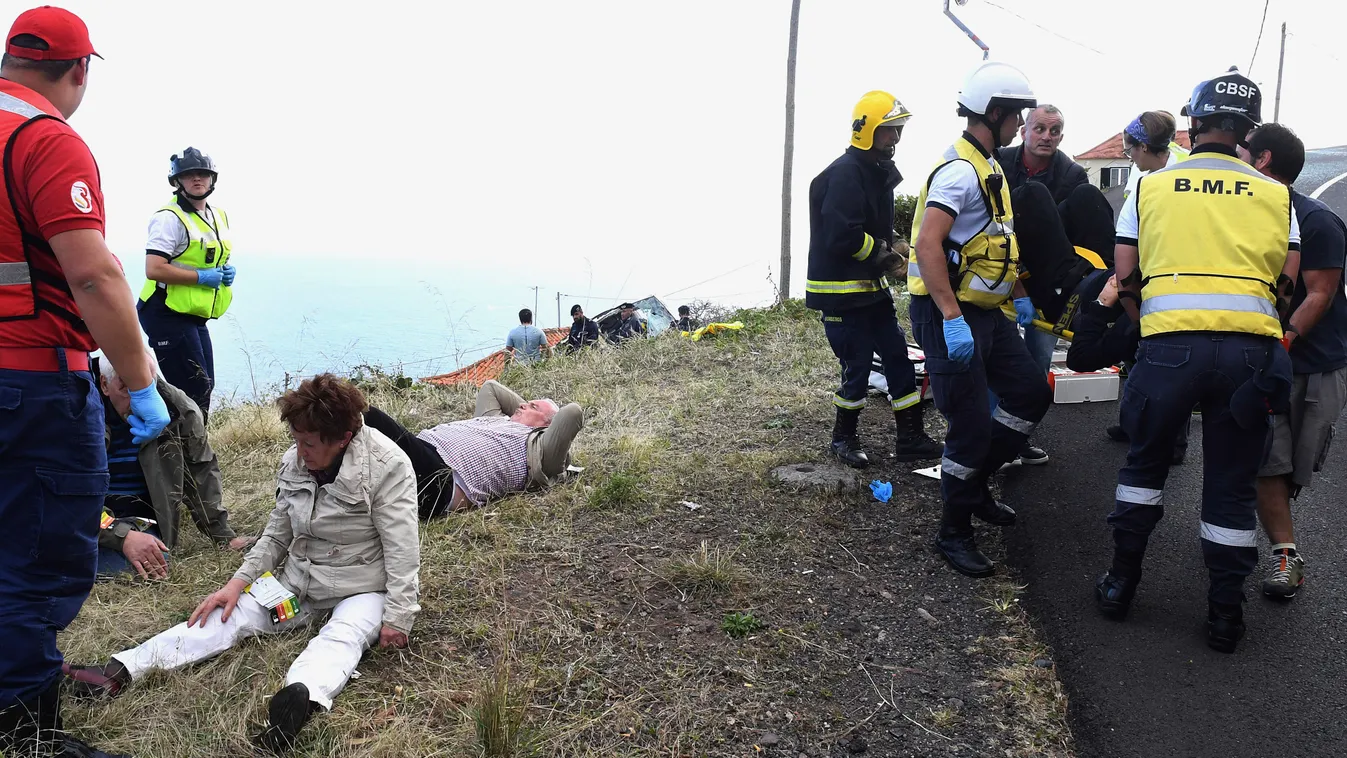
[139, 200, 233, 320]
[908, 135, 1019, 310]
[1136, 151, 1291, 338]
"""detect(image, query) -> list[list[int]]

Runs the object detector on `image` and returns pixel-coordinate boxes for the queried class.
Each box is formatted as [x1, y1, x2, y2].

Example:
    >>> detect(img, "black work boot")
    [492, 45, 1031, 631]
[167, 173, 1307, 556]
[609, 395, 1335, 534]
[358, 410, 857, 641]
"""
[254, 683, 315, 754]
[972, 496, 1016, 526]
[830, 407, 870, 469]
[1094, 572, 1140, 620]
[894, 404, 944, 462]
[1206, 602, 1246, 654]
[934, 526, 995, 578]
[0, 680, 130, 758]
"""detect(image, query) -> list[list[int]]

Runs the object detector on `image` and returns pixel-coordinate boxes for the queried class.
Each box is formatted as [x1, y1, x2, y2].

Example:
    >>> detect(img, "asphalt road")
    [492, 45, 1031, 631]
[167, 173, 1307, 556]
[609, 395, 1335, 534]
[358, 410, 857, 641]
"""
[1000, 400, 1347, 758]
[1296, 144, 1347, 215]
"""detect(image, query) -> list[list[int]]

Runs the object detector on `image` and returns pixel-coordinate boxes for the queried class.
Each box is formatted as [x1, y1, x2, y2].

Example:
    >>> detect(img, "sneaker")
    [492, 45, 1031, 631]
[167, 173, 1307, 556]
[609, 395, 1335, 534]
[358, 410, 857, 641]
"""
[1261, 548, 1305, 600]
[1019, 445, 1050, 465]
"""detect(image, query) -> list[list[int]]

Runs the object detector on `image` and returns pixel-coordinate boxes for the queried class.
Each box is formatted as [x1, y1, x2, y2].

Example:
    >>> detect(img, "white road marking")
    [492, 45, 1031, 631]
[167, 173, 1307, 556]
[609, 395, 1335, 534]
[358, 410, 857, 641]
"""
[1311, 170, 1347, 200]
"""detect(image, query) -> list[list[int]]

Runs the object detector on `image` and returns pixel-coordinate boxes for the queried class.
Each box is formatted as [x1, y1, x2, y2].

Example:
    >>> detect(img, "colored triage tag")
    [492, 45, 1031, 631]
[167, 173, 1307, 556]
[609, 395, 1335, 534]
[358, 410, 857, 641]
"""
[99, 511, 114, 529]
[245, 572, 302, 624]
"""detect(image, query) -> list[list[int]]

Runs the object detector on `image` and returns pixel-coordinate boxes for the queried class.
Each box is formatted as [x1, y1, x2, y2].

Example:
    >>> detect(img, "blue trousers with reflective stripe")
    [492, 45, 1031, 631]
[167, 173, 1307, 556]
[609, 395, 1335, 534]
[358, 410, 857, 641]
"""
[0, 361, 107, 709]
[1110, 332, 1275, 606]
[821, 300, 917, 410]
[910, 295, 1052, 534]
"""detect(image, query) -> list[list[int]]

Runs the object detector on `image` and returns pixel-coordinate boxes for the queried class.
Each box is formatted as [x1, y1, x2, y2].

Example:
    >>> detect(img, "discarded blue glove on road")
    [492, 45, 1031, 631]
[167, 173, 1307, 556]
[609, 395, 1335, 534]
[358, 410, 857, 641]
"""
[196, 267, 225, 289]
[870, 480, 893, 503]
[942, 316, 975, 365]
[1014, 296, 1036, 327]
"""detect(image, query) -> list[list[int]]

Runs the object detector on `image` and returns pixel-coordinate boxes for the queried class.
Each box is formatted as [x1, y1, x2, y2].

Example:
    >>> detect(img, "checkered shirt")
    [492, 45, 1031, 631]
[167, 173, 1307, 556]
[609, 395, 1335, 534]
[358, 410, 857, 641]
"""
[416, 416, 532, 504]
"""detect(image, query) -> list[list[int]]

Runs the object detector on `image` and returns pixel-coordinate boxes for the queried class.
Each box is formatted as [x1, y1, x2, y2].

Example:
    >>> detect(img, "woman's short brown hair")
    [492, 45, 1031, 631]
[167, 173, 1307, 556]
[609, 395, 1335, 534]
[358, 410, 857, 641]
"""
[276, 373, 367, 442]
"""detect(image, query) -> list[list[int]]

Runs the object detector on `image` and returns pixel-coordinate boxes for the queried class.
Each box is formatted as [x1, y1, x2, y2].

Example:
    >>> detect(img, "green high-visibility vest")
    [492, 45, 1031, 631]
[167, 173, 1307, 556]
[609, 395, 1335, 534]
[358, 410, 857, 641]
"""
[139, 199, 233, 319]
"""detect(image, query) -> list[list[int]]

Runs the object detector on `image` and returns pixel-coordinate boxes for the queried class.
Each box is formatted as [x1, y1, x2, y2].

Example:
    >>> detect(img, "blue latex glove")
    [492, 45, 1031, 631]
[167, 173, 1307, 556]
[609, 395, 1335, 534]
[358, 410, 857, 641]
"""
[870, 480, 893, 503]
[196, 267, 224, 289]
[127, 383, 171, 445]
[942, 316, 975, 365]
[1014, 296, 1037, 328]
[220, 264, 236, 286]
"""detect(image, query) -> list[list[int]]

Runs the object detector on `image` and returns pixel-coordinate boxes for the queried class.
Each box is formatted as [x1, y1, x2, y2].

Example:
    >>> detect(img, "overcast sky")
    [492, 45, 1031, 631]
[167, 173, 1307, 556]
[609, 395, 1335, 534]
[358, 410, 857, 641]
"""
[46, 0, 1347, 311]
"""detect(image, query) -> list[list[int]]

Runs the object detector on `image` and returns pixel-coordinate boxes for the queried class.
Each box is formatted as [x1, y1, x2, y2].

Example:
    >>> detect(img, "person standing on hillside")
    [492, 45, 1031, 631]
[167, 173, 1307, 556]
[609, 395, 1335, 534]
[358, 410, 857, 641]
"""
[137, 147, 233, 423]
[907, 62, 1051, 578]
[1239, 123, 1347, 601]
[1097, 69, 1300, 654]
[804, 90, 943, 470]
[0, 7, 169, 756]
[505, 308, 551, 364]
[565, 304, 599, 352]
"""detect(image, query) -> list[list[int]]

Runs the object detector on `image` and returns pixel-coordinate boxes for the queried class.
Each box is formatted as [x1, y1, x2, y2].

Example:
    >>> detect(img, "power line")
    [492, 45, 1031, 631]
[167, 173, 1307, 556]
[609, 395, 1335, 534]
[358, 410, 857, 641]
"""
[979, 1, 1105, 56]
[662, 261, 761, 299]
[1248, 0, 1271, 75]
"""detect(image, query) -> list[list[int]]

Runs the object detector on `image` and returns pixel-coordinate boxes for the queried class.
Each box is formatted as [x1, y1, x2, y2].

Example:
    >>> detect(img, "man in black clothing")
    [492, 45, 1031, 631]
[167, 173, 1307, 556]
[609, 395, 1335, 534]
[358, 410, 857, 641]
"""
[614, 303, 646, 342]
[996, 104, 1088, 203]
[565, 304, 599, 352]
[673, 305, 698, 333]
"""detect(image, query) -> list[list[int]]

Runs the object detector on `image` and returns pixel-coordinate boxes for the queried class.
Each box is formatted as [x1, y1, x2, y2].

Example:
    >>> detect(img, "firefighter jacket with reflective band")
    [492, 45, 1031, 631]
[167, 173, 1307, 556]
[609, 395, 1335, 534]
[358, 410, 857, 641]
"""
[139, 198, 233, 319]
[0, 90, 95, 350]
[804, 147, 901, 312]
[1134, 149, 1292, 338]
[908, 134, 1019, 310]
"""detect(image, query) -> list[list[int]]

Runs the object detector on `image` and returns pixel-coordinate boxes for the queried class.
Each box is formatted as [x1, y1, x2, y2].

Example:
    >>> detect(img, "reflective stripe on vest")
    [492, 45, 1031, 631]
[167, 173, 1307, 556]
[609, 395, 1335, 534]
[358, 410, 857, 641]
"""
[805, 279, 883, 295]
[138, 201, 234, 319]
[0, 93, 39, 305]
[907, 135, 1019, 310]
[1136, 152, 1290, 338]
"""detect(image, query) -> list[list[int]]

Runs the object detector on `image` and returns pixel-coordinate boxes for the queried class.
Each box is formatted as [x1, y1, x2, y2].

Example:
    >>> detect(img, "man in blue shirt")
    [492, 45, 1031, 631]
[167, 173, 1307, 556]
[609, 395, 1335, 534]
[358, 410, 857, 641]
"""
[1240, 124, 1347, 601]
[505, 308, 551, 364]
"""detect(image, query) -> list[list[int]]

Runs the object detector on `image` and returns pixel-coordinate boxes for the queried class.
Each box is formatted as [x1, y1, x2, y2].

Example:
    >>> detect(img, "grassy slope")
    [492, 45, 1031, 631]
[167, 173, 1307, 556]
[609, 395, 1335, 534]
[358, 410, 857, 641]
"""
[60, 300, 1072, 757]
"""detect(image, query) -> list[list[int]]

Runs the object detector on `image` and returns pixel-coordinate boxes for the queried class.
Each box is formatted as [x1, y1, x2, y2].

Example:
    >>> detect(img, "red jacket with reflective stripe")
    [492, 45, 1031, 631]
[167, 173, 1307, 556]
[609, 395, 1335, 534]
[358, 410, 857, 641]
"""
[0, 85, 95, 351]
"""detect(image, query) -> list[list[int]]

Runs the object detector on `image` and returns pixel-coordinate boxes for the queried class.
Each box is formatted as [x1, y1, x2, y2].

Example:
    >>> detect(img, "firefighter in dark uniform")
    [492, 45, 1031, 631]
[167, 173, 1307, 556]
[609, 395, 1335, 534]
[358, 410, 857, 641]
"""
[1098, 68, 1301, 654]
[805, 90, 943, 469]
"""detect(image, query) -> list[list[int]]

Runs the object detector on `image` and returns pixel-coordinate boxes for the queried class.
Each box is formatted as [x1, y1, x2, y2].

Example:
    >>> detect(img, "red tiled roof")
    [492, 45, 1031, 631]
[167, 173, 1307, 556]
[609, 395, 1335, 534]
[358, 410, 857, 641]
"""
[422, 328, 570, 387]
[1075, 130, 1191, 161]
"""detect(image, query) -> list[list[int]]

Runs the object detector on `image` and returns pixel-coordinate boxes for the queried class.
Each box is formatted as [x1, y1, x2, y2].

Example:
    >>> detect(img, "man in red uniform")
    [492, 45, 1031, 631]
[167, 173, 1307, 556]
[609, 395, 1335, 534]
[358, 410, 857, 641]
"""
[0, 7, 169, 756]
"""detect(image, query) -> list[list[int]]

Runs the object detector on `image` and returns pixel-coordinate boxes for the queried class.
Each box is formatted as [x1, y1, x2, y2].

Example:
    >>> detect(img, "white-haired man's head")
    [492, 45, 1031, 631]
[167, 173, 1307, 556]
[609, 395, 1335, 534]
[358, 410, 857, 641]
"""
[510, 398, 559, 428]
[98, 353, 159, 418]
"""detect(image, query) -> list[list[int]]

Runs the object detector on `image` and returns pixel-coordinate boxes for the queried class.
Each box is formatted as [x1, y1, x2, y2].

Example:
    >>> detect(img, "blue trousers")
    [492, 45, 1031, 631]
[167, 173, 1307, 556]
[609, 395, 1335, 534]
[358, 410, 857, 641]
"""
[989, 325, 1056, 413]
[1110, 332, 1275, 606]
[139, 301, 215, 421]
[911, 296, 1052, 534]
[822, 299, 920, 412]
[0, 355, 107, 708]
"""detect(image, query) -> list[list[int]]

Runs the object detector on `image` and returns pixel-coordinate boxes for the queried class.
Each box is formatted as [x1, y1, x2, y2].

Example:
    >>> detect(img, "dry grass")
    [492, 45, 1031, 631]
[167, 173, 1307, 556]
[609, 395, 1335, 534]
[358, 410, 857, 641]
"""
[58, 299, 1073, 757]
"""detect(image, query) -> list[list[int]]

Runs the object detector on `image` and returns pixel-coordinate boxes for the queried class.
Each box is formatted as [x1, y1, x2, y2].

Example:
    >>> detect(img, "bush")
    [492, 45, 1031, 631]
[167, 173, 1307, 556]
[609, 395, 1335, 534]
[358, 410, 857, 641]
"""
[894, 194, 918, 242]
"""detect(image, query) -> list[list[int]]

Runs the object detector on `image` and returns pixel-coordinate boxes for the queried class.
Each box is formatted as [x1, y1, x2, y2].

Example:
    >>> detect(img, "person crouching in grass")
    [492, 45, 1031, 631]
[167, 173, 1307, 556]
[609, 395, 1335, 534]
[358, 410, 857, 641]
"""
[63, 374, 421, 754]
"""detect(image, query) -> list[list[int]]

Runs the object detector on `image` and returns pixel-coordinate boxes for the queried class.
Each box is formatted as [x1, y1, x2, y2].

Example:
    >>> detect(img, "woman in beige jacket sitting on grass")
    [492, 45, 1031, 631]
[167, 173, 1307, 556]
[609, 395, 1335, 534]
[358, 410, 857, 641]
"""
[64, 374, 421, 755]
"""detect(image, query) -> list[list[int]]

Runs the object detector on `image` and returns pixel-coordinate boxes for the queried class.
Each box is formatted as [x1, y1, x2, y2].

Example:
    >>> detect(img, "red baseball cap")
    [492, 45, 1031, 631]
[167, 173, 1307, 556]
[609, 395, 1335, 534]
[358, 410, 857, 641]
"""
[6, 6, 100, 61]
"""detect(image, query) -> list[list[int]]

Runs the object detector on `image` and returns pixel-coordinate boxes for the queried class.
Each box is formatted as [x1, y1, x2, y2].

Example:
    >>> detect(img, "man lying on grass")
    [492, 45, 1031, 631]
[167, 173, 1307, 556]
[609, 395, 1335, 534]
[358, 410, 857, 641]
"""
[365, 379, 584, 519]
[64, 374, 421, 755]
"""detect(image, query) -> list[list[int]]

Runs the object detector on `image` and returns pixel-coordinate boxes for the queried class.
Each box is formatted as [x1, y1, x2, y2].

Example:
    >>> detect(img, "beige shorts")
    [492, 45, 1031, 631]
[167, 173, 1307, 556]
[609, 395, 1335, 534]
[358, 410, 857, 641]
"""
[1259, 366, 1347, 487]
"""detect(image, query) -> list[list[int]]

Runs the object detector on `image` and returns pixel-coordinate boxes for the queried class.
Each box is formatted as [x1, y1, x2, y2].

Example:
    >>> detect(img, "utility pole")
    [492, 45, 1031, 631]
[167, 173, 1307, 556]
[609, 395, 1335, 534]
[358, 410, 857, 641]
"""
[778, 0, 801, 303]
[556, 292, 562, 328]
[531, 286, 539, 319]
[1274, 22, 1286, 122]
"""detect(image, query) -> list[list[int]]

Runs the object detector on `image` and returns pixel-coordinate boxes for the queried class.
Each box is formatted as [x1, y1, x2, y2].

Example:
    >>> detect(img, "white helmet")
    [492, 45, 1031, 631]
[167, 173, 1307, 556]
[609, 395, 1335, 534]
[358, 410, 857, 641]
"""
[957, 61, 1037, 116]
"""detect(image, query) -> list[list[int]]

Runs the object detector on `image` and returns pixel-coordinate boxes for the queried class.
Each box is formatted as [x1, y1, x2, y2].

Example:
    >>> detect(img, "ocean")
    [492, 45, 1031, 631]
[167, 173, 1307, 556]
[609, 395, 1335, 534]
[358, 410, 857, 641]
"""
[120, 255, 615, 404]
